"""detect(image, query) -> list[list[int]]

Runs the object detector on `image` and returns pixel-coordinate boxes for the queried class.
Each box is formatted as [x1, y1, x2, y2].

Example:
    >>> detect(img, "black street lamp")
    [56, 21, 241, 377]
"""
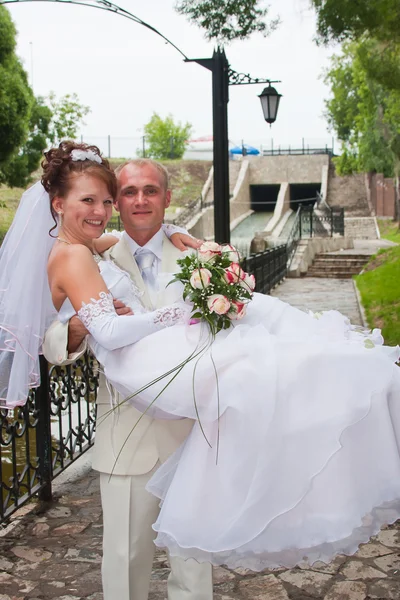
[0, 0, 281, 243]
[187, 48, 281, 242]
[259, 84, 282, 125]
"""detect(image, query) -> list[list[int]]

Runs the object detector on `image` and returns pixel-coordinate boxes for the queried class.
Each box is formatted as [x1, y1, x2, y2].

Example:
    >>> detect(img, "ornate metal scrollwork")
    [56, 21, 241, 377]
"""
[1, 354, 99, 523]
[228, 68, 278, 87]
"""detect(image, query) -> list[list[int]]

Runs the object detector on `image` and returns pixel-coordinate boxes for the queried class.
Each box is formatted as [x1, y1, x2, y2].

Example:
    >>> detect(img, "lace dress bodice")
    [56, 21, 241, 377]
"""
[58, 258, 146, 325]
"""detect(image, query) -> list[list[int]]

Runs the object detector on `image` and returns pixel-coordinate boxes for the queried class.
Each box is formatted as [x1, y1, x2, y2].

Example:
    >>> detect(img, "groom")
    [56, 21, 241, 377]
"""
[43, 159, 213, 600]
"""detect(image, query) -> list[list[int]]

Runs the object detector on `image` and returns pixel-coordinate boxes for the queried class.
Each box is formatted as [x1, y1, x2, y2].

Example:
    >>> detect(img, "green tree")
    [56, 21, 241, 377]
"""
[1, 97, 52, 187]
[311, 0, 400, 91]
[47, 91, 90, 143]
[0, 91, 90, 188]
[175, 0, 279, 43]
[324, 41, 400, 178]
[143, 113, 193, 160]
[311, 0, 400, 45]
[0, 6, 33, 168]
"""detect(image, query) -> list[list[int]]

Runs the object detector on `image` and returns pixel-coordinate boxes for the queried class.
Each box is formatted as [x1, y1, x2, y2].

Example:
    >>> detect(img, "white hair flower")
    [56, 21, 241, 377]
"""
[70, 149, 102, 164]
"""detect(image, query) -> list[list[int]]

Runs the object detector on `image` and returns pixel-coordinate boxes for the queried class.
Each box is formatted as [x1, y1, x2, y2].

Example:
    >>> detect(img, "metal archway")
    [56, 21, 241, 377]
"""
[0, 0, 189, 59]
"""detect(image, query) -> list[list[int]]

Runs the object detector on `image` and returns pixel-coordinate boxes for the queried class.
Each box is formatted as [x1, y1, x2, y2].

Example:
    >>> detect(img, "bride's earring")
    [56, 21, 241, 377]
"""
[57, 212, 63, 227]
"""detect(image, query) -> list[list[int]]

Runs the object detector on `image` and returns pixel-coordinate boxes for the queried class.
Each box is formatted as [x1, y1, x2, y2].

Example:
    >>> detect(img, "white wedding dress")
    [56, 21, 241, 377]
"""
[59, 258, 400, 570]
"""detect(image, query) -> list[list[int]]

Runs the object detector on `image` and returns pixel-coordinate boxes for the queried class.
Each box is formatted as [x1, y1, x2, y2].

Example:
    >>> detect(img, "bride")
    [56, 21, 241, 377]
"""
[1, 142, 400, 571]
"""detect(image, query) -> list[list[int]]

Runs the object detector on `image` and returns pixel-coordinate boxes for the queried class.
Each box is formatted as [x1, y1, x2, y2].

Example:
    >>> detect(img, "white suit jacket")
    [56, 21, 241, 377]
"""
[42, 232, 194, 476]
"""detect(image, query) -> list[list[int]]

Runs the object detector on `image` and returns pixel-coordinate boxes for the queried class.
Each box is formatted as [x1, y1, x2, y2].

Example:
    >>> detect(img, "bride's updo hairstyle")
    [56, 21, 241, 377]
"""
[41, 140, 117, 234]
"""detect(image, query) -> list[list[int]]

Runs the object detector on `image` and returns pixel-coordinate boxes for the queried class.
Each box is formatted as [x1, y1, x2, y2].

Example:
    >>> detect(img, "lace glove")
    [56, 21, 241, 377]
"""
[77, 292, 191, 351]
[162, 223, 192, 238]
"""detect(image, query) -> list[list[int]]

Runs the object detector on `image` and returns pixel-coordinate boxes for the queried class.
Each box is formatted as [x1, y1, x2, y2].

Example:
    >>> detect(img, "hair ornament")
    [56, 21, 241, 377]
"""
[70, 149, 102, 164]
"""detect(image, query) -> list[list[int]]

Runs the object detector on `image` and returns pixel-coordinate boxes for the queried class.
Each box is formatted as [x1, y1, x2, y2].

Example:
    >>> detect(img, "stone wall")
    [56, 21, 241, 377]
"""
[248, 154, 328, 185]
[187, 161, 251, 240]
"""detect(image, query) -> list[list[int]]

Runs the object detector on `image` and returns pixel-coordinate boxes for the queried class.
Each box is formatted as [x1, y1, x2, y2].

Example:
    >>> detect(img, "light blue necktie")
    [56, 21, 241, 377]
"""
[135, 248, 157, 306]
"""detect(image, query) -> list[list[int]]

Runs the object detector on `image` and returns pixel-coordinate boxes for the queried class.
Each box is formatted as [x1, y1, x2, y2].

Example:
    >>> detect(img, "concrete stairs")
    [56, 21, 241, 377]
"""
[306, 253, 370, 278]
[344, 217, 379, 240]
[326, 163, 370, 216]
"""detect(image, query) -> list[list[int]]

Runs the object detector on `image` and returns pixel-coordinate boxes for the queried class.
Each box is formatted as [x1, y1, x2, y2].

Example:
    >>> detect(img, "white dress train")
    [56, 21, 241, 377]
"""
[59, 259, 400, 570]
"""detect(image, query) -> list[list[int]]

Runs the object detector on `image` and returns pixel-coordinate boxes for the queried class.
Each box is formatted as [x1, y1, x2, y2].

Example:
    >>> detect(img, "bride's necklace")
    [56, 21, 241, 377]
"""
[56, 236, 101, 263]
[56, 236, 71, 245]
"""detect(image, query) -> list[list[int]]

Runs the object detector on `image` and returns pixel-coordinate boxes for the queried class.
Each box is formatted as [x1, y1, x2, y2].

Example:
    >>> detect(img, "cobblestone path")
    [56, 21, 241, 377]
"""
[270, 277, 363, 325]
[2, 468, 400, 600]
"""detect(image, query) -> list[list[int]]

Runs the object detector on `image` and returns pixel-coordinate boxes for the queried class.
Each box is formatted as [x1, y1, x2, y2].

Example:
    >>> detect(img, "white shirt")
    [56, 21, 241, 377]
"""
[123, 228, 164, 283]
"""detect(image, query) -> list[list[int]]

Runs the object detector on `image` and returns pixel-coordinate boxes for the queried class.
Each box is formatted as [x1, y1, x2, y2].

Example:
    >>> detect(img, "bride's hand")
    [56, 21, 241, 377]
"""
[170, 233, 203, 251]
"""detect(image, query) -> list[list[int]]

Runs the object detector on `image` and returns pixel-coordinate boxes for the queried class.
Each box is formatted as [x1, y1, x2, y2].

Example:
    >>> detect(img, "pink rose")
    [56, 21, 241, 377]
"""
[207, 294, 231, 315]
[228, 300, 247, 320]
[239, 272, 256, 292]
[224, 262, 244, 284]
[198, 241, 222, 263]
[190, 268, 212, 289]
[221, 244, 241, 263]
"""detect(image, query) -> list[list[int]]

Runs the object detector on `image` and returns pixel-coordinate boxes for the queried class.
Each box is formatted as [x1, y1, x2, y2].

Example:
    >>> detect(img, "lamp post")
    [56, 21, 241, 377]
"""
[0, 0, 282, 243]
[187, 48, 281, 242]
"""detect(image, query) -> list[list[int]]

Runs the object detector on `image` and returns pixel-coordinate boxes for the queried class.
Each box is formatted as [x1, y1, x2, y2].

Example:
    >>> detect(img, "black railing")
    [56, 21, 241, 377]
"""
[300, 206, 345, 238]
[241, 244, 287, 295]
[169, 195, 204, 228]
[1, 354, 98, 524]
[262, 146, 334, 157]
[107, 216, 124, 231]
[286, 206, 302, 267]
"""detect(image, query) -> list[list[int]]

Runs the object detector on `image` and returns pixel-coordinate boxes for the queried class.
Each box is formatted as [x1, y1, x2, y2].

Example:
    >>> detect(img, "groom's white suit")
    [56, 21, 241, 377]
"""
[43, 231, 213, 600]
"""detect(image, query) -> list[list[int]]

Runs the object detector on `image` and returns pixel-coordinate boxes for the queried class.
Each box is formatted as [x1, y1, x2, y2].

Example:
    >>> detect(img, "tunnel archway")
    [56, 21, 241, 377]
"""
[250, 184, 281, 212]
[289, 183, 321, 211]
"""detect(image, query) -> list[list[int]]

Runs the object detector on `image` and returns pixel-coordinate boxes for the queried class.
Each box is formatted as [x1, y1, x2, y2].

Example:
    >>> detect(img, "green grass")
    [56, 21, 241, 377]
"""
[377, 218, 400, 243]
[0, 185, 27, 244]
[355, 224, 400, 345]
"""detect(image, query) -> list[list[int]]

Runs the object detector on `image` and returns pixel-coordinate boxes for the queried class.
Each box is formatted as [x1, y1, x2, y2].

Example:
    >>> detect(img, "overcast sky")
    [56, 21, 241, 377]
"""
[7, 0, 340, 153]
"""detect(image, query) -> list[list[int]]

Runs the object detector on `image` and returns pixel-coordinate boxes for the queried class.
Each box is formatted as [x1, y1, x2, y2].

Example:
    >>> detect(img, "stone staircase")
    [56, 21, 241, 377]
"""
[306, 253, 370, 278]
[344, 216, 379, 240]
[326, 163, 370, 216]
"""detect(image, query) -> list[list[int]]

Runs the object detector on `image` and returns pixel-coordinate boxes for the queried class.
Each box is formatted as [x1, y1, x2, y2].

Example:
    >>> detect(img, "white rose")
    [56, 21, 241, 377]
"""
[190, 268, 212, 289]
[207, 294, 231, 315]
[239, 272, 256, 292]
[198, 241, 221, 263]
[221, 244, 241, 263]
[228, 300, 247, 320]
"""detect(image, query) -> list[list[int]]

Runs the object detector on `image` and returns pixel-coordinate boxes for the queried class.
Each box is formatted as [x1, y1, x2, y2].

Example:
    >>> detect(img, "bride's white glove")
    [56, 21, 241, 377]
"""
[77, 292, 192, 352]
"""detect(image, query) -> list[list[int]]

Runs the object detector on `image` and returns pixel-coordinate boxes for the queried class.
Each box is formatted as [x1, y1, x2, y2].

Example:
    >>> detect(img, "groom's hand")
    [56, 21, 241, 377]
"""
[113, 299, 133, 316]
[67, 299, 133, 353]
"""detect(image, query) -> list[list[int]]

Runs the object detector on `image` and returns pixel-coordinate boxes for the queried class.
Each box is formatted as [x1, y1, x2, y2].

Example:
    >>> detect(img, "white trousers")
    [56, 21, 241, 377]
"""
[100, 468, 213, 600]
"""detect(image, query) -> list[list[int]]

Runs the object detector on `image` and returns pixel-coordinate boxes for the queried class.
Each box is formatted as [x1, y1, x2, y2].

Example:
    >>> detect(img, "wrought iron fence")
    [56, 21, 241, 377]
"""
[241, 244, 287, 295]
[107, 216, 124, 231]
[286, 206, 302, 267]
[300, 206, 345, 238]
[1, 354, 98, 524]
[262, 146, 334, 157]
[168, 195, 204, 228]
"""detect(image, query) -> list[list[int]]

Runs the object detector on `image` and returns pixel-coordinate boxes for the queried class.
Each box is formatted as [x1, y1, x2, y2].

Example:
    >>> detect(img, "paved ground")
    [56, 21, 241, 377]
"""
[2, 467, 400, 600]
[270, 278, 364, 325]
[1, 275, 399, 600]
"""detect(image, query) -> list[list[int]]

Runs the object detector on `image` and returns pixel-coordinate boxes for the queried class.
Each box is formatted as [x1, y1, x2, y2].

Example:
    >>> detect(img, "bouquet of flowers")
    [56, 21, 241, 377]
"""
[171, 241, 256, 335]
[109, 242, 257, 467]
